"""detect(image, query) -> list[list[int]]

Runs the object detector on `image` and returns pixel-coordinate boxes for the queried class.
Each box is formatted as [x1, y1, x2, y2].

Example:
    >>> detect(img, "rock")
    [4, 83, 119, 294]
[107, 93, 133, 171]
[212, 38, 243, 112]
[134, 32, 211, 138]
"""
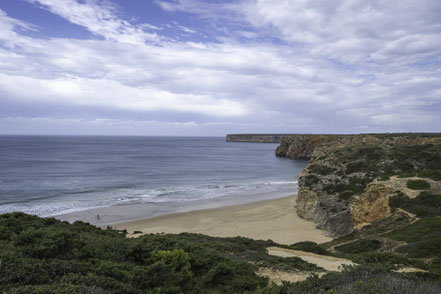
[275, 135, 341, 159]
[350, 182, 392, 227]
[276, 133, 441, 236]
[296, 188, 318, 221]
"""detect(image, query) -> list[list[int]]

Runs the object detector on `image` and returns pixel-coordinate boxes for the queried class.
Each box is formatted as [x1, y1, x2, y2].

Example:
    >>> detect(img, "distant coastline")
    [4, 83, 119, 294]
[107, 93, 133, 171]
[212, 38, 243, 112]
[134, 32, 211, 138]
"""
[226, 134, 289, 143]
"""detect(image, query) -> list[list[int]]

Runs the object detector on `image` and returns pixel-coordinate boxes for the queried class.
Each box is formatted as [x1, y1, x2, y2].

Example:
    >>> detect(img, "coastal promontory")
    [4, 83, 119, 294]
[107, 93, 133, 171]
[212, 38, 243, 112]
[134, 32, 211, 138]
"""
[274, 133, 441, 236]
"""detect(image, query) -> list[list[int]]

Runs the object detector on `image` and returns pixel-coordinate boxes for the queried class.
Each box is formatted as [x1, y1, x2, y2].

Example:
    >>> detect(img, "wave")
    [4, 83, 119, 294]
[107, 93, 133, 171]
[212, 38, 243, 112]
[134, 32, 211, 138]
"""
[0, 180, 298, 217]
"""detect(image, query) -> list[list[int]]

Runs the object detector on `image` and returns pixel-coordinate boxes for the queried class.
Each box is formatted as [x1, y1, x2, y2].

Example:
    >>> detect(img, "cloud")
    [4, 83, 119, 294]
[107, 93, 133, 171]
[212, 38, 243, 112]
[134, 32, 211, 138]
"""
[241, 0, 441, 66]
[156, 0, 237, 16]
[0, 0, 440, 135]
[0, 73, 247, 117]
[25, 0, 160, 44]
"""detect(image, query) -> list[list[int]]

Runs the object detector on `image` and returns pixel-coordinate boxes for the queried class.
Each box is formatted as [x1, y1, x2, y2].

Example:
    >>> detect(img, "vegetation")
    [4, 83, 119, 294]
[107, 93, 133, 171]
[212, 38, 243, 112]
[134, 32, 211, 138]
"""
[2, 212, 441, 293]
[305, 141, 441, 202]
[0, 212, 324, 293]
[285, 241, 329, 255]
[406, 179, 431, 190]
[335, 239, 382, 254]
[389, 192, 441, 217]
[259, 266, 441, 294]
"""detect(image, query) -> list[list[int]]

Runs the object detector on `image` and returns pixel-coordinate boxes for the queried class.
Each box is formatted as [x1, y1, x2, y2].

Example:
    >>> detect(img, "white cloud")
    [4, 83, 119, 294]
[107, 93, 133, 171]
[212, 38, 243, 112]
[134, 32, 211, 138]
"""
[0, 0, 440, 135]
[241, 0, 441, 66]
[0, 73, 247, 117]
[26, 0, 160, 44]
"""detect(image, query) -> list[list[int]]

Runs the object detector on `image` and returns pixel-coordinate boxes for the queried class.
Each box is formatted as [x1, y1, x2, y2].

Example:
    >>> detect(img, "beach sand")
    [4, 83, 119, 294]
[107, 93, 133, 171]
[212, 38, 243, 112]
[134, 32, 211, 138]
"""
[114, 194, 332, 244]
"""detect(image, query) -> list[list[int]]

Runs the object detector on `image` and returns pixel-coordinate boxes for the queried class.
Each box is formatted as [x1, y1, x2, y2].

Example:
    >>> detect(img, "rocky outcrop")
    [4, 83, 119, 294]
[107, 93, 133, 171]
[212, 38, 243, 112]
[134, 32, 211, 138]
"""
[278, 133, 441, 237]
[350, 182, 392, 227]
[275, 135, 342, 159]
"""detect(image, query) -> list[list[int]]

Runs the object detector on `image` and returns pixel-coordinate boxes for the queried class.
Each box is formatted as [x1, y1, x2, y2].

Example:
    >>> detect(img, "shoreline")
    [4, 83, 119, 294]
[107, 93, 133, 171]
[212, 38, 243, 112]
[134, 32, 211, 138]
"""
[114, 194, 332, 245]
[55, 188, 297, 226]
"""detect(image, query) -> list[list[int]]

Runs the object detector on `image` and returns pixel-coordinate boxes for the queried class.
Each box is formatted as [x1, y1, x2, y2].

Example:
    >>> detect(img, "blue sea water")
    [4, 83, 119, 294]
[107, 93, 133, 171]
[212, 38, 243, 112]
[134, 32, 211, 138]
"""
[0, 136, 307, 219]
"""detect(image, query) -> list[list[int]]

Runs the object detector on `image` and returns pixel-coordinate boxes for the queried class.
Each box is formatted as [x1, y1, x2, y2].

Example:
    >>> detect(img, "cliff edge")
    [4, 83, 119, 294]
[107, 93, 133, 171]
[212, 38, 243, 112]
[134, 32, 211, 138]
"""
[276, 133, 441, 236]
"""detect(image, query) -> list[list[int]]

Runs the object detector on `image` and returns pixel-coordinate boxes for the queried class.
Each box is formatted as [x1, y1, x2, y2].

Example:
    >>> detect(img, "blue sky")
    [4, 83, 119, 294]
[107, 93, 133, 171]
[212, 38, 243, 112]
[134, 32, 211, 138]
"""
[0, 0, 440, 135]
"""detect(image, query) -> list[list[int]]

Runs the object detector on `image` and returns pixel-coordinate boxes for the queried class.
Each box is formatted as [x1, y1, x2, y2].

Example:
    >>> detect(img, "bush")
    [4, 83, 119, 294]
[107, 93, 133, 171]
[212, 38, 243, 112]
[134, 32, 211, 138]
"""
[346, 161, 369, 174]
[1, 213, 326, 293]
[304, 174, 319, 186]
[418, 170, 441, 181]
[264, 265, 441, 294]
[407, 179, 431, 190]
[351, 252, 419, 268]
[385, 218, 441, 243]
[287, 241, 329, 255]
[335, 239, 382, 254]
[396, 236, 441, 258]
[308, 164, 336, 175]
[389, 192, 441, 218]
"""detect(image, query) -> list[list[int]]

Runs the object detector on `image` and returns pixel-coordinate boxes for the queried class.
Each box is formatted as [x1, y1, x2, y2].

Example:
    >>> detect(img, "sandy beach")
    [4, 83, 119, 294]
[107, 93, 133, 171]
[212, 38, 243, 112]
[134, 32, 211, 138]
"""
[114, 194, 332, 244]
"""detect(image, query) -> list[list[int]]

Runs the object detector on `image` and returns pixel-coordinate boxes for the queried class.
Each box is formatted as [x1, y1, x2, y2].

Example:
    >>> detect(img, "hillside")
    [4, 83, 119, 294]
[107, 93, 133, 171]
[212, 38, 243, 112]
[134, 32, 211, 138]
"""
[1, 213, 441, 293]
[272, 132, 441, 289]
[275, 133, 441, 236]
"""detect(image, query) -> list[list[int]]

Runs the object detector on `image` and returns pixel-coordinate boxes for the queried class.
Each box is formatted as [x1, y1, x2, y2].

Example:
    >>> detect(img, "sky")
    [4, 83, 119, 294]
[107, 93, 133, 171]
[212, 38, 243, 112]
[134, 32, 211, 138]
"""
[0, 0, 440, 136]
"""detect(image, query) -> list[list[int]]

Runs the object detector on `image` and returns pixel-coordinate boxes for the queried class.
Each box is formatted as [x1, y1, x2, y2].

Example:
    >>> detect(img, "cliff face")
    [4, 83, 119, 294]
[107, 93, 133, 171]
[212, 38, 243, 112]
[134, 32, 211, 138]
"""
[226, 134, 287, 143]
[275, 135, 342, 159]
[277, 133, 441, 236]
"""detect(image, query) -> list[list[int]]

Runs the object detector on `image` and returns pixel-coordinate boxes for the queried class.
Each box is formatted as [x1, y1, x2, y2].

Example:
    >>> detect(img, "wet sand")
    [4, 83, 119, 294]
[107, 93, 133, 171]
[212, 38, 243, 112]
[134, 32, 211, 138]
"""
[114, 194, 332, 245]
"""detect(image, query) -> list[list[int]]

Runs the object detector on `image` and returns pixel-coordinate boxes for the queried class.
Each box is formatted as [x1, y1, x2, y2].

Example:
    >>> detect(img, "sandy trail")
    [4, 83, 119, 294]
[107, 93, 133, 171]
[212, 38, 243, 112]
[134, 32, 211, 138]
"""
[115, 195, 332, 245]
[257, 268, 325, 285]
[266, 247, 355, 272]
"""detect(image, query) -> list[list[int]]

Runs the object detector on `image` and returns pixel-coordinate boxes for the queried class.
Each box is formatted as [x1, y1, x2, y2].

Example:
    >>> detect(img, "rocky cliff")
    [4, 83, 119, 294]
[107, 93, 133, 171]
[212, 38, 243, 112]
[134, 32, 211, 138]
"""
[275, 135, 343, 159]
[277, 133, 441, 236]
[226, 134, 288, 143]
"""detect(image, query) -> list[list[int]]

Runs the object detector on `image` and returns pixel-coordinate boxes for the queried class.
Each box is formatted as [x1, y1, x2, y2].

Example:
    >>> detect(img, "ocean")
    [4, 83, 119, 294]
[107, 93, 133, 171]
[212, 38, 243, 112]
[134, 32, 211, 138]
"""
[0, 136, 307, 224]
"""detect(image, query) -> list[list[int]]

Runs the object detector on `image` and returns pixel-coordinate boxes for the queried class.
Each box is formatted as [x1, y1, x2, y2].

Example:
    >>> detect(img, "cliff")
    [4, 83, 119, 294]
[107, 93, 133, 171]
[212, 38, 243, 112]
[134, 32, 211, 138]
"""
[275, 135, 343, 159]
[277, 133, 441, 236]
[226, 134, 290, 143]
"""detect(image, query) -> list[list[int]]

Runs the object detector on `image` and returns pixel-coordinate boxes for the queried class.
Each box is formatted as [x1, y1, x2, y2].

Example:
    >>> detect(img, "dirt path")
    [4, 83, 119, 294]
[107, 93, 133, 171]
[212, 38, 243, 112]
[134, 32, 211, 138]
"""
[266, 247, 356, 272]
[257, 268, 325, 285]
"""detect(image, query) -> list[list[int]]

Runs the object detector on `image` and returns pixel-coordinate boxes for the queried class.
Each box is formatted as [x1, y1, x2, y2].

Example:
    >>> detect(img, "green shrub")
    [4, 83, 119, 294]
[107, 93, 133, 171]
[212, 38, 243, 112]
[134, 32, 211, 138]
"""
[346, 161, 369, 174]
[385, 218, 441, 243]
[335, 239, 381, 254]
[418, 170, 441, 181]
[1, 213, 328, 293]
[351, 252, 420, 268]
[305, 174, 320, 186]
[407, 179, 431, 190]
[266, 265, 441, 294]
[309, 164, 336, 175]
[389, 193, 441, 218]
[288, 241, 329, 255]
[395, 236, 441, 258]
[338, 191, 354, 200]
